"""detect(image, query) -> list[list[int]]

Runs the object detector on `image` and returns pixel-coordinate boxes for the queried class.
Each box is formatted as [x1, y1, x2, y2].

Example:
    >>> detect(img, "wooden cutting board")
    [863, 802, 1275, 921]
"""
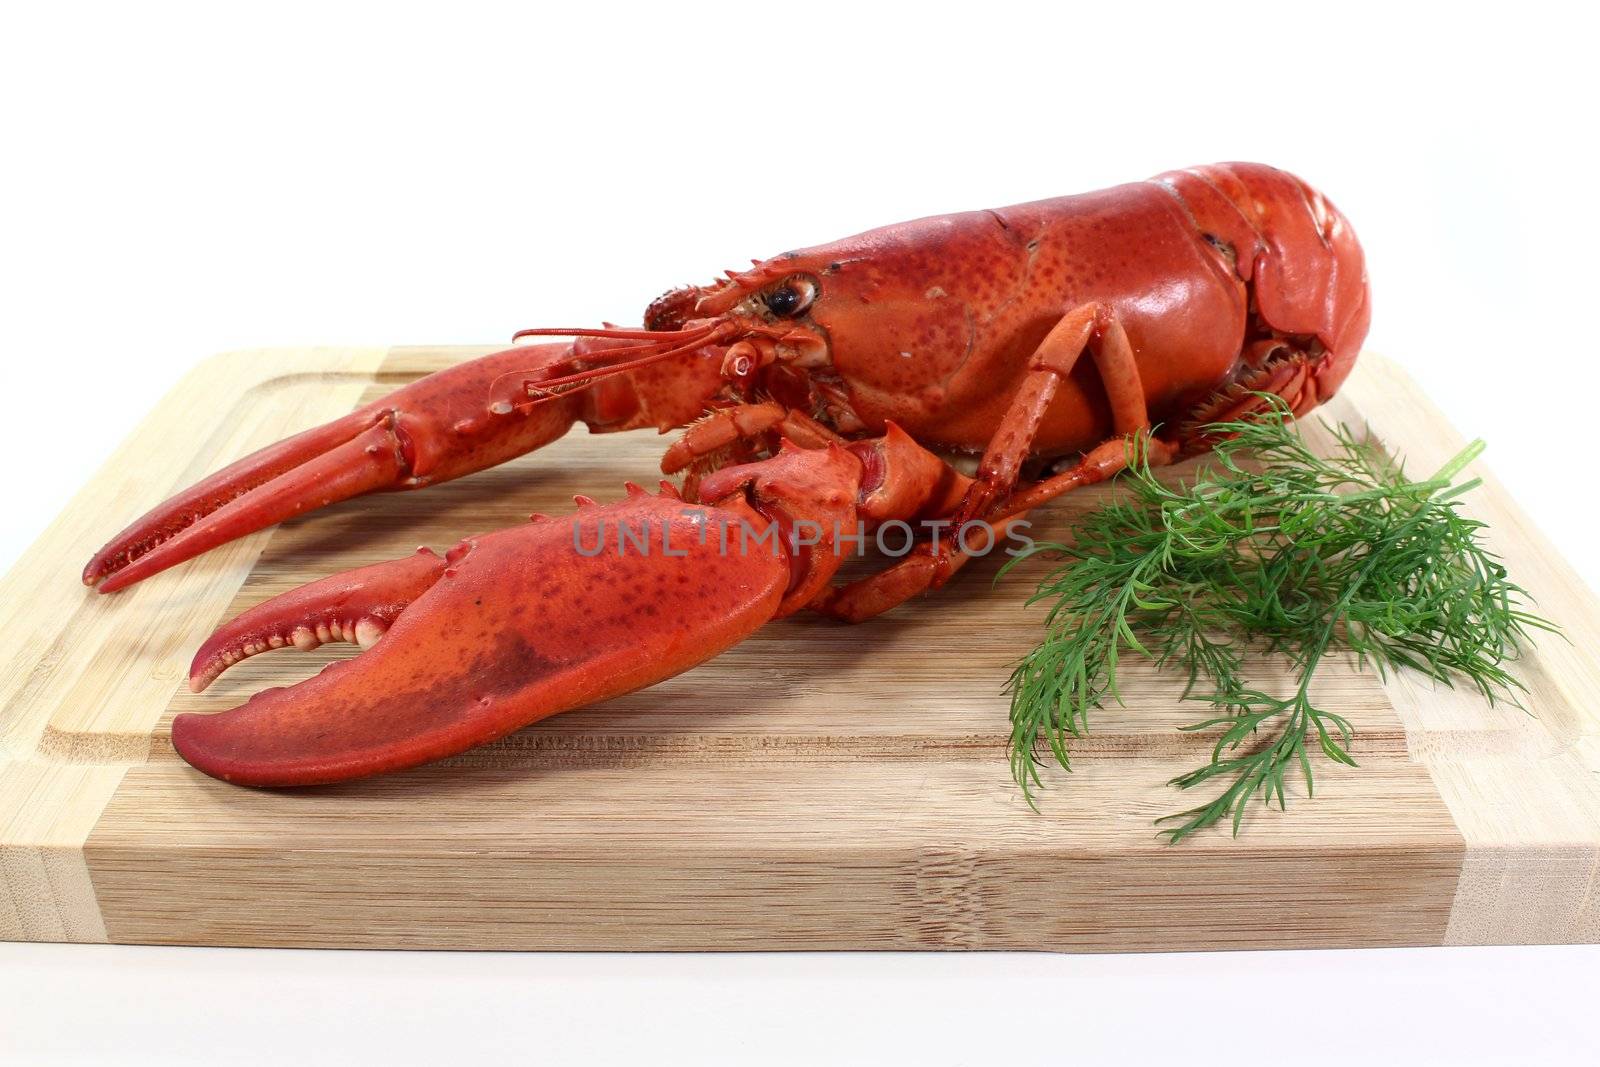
[3, 348, 1597, 951]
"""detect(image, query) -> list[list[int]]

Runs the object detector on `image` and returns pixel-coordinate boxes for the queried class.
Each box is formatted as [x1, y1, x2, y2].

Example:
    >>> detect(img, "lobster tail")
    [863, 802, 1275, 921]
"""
[1154, 162, 1370, 402]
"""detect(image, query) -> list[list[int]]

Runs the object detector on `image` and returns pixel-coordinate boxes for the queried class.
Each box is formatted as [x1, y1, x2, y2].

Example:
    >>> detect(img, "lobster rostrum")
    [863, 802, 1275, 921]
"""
[88, 162, 1370, 786]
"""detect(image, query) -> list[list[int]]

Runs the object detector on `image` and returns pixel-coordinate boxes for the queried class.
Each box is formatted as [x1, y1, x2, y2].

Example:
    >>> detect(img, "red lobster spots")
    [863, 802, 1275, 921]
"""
[89, 163, 1368, 786]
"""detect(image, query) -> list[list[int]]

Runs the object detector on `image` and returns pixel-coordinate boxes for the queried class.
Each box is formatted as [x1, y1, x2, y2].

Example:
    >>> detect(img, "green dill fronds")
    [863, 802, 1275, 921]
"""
[1002, 396, 1558, 842]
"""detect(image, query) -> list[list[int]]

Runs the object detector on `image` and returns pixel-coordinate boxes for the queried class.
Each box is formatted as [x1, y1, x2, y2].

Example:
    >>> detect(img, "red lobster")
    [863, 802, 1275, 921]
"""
[86, 163, 1369, 786]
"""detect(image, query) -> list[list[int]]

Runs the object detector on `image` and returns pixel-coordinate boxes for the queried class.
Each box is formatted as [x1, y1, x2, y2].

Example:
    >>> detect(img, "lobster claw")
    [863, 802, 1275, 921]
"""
[173, 487, 791, 786]
[84, 342, 594, 593]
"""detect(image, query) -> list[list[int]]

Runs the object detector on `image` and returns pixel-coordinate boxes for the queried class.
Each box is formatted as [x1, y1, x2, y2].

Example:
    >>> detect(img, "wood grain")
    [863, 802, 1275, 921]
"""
[1, 347, 389, 941]
[2, 347, 1595, 949]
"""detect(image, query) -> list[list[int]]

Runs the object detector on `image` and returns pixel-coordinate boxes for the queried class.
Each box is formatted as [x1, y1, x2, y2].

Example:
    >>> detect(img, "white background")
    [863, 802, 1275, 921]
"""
[3, 2, 1597, 1064]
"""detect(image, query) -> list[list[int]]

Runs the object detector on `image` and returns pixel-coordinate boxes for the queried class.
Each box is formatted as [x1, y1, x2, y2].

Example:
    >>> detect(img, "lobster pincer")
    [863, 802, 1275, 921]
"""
[174, 433, 967, 786]
[83, 335, 726, 592]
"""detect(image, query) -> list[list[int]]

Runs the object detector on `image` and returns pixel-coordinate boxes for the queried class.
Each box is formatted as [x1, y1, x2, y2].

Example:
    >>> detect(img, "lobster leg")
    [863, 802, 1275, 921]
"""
[660, 402, 789, 474]
[812, 513, 1031, 623]
[941, 336, 1329, 544]
[995, 436, 1162, 517]
[812, 431, 1159, 622]
[789, 422, 1001, 623]
[660, 403, 844, 474]
[662, 403, 848, 501]
[810, 304, 1185, 619]
[949, 304, 1174, 531]
[998, 333, 1341, 519]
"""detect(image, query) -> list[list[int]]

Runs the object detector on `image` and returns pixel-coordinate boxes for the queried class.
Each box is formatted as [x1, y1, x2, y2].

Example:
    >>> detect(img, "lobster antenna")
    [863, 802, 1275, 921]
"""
[499, 322, 729, 407]
[511, 325, 702, 342]
[524, 332, 719, 397]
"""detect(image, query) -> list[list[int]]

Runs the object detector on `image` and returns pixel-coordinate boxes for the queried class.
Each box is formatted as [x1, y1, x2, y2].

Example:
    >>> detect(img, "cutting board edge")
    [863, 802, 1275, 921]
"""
[1, 346, 393, 943]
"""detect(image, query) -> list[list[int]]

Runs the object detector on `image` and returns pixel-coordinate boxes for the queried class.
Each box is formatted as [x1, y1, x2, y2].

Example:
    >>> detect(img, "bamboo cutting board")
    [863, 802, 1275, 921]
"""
[3, 348, 1598, 951]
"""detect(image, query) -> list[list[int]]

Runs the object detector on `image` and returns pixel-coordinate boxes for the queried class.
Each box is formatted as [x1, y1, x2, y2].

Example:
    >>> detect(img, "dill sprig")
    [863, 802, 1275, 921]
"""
[1002, 397, 1558, 842]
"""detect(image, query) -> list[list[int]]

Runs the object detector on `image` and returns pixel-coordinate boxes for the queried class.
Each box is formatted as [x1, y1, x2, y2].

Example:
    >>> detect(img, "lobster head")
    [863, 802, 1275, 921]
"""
[642, 261, 834, 387]
[640, 214, 1012, 415]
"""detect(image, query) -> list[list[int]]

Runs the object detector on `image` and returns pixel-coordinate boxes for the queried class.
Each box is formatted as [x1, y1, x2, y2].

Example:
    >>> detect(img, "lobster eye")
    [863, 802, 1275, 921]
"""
[763, 277, 815, 318]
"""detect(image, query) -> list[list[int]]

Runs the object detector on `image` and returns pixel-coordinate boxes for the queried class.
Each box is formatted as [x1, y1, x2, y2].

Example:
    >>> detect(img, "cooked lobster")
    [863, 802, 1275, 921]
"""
[87, 162, 1370, 785]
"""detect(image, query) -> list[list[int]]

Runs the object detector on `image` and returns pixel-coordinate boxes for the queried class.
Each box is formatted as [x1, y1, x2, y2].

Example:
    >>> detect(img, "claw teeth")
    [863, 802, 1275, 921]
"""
[574, 494, 598, 508]
[658, 480, 682, 500]
[189, 548, 448, 694]
[624, 481, 645, 498]
[193, 615, 388, 691]
[354, 617, 386, 649]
